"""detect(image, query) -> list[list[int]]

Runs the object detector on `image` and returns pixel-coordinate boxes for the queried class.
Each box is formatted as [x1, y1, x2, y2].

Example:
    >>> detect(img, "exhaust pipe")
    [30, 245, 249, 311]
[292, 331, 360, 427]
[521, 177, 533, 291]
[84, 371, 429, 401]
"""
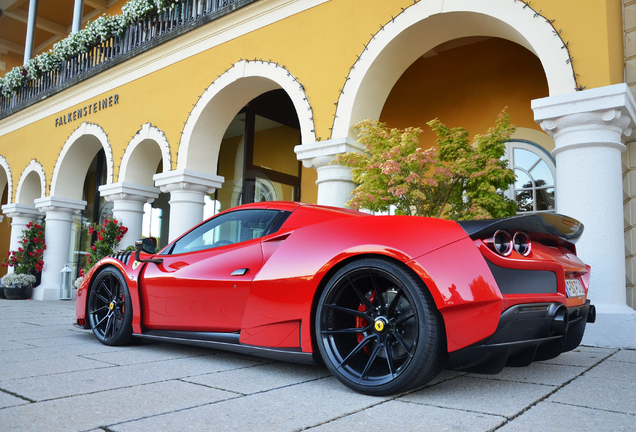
[587, 304, 596, 323]
[550, 305, 569, 335]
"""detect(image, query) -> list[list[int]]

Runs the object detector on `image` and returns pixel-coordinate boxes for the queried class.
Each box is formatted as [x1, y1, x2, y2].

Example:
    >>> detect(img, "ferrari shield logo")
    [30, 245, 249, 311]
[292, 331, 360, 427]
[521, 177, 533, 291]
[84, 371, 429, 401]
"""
[374, 320, 384, 332]
[132, 260, 141, 270]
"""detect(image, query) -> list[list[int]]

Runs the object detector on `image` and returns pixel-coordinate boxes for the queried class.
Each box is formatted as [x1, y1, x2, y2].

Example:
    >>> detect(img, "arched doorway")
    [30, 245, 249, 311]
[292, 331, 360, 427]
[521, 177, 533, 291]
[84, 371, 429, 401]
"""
[215, 90, 301, 212]
[71, 149, 110, 277]
[0, 158, 10, 278]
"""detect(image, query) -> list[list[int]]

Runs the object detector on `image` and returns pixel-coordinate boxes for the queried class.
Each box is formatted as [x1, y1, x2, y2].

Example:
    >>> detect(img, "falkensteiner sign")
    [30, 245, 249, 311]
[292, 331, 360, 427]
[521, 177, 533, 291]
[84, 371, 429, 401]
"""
[54, 93, 120, 127]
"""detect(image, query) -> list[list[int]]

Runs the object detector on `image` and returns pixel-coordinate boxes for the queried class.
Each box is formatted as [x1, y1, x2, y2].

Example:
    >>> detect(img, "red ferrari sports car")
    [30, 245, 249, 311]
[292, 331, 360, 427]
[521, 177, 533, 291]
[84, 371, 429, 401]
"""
[75, 201, 595, 395]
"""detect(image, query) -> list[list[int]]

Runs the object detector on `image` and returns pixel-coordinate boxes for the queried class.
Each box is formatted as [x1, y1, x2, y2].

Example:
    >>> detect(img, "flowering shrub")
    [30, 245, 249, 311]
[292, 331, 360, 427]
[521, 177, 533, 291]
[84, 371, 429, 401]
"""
[121, 0, 156, 25]
[53, 36, 80, 61]
[1, 66, 28, 96]
[2, 221, 46, 275]
[334, 110, 517, 220]
[36, 51, 62, 73]
[1, 273, 36, 288]
[86, 15, 125, 44]
[74, 28, 99, 54]
[85, 217, 129, 271]
[24, 58, 42, 79]
[155, 0, 180, 14]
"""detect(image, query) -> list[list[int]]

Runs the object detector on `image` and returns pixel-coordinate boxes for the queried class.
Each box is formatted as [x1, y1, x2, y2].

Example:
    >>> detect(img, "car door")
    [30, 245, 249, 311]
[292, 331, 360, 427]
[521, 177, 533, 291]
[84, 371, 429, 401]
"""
[139, 209, 283, 332]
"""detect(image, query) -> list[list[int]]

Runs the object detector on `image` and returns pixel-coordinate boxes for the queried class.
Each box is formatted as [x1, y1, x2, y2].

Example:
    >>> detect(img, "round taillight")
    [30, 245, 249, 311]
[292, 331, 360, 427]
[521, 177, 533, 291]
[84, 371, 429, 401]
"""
[513, 231, 532, 256]
[492, 230, 513, 256]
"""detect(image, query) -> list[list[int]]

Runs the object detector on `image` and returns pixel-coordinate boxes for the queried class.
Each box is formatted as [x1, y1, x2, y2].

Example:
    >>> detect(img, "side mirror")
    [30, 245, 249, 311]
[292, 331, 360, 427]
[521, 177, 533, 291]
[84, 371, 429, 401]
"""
[136, 237, 157, 254]
[134, 238, 163, 264]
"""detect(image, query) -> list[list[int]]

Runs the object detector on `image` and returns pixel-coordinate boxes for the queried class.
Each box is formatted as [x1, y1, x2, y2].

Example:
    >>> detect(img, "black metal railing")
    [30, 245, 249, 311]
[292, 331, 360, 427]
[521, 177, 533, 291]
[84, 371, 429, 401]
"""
[1, 0, 250, 116]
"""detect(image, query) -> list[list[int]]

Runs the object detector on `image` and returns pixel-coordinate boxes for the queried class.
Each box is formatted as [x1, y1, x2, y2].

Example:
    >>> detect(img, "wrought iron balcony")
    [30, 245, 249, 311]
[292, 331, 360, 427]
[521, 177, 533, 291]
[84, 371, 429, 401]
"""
[0, 0, 256, 119]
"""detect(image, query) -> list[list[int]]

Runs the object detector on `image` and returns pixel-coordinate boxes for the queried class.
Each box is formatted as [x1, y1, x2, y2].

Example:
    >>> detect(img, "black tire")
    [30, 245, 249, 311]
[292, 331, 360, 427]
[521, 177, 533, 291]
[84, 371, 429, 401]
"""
[315, 258, 446, 395]
[87, 267, 134, 346]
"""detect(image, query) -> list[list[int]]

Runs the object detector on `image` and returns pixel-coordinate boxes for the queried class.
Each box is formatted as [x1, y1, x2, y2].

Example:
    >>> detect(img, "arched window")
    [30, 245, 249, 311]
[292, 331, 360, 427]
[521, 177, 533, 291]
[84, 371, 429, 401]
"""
[503, 140, 556, 214]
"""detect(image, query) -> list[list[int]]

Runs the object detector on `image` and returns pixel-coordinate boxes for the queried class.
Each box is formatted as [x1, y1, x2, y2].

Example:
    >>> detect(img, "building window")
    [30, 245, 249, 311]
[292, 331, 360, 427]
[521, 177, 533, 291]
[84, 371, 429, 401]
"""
[503, 140, 556, 214]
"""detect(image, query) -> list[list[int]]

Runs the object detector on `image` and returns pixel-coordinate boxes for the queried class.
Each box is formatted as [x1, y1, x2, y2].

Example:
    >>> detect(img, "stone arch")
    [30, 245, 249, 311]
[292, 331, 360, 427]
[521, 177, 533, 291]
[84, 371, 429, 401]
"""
[15, 160, 46, 205]
[119, 123, 171, 186]
[332, 0, 577, 139]
[0, 155, 12, 204]
[50, 122, 114, 199]
[177, 60, 315, 173]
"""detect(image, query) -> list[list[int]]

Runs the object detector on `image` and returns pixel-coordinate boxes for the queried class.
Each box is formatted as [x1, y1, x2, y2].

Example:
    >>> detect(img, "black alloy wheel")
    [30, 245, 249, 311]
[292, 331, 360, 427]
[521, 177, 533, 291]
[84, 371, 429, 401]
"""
[87, 267, 134, 346]
[316, 258, 446, 395]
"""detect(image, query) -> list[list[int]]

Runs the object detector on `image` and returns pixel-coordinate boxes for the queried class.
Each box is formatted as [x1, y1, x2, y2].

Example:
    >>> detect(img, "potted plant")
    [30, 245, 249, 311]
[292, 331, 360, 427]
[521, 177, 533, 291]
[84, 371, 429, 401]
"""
[1, 273, 36, 299]
[1, 221, 45, 300]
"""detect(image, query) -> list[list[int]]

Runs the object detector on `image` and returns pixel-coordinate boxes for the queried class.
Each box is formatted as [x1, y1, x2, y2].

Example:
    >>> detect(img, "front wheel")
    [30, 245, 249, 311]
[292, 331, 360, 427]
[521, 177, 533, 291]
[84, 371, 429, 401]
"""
[315, 258, 446, 395]
[87, 267, 134, 346]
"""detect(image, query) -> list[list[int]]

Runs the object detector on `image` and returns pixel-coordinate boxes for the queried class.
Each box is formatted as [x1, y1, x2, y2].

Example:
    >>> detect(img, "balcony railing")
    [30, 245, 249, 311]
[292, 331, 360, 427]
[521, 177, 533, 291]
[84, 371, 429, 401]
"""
[0, 0, 255, 118]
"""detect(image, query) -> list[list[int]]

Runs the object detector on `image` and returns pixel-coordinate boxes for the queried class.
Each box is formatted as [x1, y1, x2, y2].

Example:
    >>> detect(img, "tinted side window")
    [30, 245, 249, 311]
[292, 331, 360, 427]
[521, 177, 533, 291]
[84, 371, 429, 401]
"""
[167, 210, 281, 255]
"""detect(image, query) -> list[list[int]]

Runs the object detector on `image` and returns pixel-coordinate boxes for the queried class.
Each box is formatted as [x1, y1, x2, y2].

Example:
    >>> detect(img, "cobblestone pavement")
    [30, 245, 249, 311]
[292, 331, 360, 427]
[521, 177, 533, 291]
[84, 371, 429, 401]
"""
[0, 299, 634, 432]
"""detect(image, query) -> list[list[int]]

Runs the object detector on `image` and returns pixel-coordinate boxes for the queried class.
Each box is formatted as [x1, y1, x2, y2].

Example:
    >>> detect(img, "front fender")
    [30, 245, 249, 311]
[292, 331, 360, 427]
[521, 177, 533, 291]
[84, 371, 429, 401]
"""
[75, 252, 147, 333]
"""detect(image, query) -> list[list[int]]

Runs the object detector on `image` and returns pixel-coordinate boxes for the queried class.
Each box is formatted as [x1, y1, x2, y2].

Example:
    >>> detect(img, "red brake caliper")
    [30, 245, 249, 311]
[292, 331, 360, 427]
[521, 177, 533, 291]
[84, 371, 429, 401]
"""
[355, 291, 376, 354]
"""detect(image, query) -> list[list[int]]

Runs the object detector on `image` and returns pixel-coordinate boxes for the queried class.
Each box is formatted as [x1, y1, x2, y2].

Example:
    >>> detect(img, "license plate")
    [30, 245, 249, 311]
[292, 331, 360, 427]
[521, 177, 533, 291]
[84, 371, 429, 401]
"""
[565, 279, 585, 298]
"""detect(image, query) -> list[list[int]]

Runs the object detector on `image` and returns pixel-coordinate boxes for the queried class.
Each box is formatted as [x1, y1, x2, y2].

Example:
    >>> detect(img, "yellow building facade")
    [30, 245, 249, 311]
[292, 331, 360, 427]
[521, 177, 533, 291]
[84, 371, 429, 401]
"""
[1, 0, 635, 348]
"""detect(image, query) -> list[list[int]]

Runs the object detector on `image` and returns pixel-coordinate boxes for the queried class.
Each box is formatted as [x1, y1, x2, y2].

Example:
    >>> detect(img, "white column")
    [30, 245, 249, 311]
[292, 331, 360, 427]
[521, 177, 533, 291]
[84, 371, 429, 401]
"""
[295, 137, 364, 207]
[98, 182, 160, 249]
[533, 83, 636, 349]
[1, 204, 45, 275]
[23, 0, 39, 62]
[72, 0, 84, 33]
[34, 197, 86, 301]
[153, 169, 223, 242]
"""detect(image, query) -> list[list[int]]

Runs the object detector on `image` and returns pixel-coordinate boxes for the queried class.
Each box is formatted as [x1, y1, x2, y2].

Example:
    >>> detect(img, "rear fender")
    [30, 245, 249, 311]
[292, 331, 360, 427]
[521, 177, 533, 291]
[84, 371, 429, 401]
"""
[407, 236, 503, 352]
[241, 215, 468, 353]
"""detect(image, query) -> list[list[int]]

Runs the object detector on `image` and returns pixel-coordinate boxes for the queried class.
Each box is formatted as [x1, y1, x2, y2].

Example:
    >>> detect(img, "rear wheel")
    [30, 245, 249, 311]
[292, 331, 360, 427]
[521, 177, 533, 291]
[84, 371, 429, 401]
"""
[315, 258, 445, 395]
[87, 267, 134, 346]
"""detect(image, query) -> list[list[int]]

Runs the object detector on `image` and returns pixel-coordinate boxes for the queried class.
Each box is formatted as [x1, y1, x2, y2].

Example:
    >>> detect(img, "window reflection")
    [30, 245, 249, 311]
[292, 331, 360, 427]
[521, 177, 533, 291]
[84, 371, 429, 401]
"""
[505, 141, 556, 214]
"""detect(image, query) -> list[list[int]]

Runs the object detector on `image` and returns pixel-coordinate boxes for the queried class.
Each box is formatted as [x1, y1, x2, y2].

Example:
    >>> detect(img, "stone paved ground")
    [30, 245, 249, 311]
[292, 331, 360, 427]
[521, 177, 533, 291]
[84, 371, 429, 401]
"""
[0, 299, 634, 432]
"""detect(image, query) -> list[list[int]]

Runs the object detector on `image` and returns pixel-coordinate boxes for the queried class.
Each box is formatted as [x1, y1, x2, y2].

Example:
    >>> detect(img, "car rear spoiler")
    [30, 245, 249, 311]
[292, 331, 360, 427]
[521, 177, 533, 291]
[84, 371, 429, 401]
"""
[457, 213, 584, 243]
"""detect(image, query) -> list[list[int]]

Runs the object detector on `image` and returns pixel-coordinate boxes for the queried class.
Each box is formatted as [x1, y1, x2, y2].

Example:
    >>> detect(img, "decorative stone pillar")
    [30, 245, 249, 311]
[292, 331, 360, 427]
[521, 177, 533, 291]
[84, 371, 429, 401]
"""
[98, 182, 160, 249]
[532, 83, 636, 349]
[34, 196, 86, 301]
[153, 169, 224, 242]
[1, 203, 45, 275]
[295, 137, 364, 207]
